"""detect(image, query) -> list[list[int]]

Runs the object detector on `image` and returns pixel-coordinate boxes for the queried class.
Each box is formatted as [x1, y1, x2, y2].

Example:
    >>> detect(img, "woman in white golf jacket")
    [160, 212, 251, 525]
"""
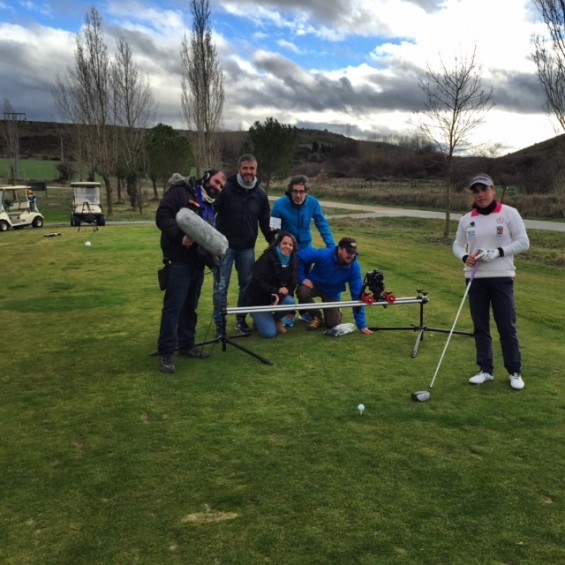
[453, 173, 530, 390]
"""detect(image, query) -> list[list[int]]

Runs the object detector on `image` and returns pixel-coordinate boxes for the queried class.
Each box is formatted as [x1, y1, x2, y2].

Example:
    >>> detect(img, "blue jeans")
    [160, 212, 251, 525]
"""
[158, 262, 204, 355]
[468, 277, 521, 375]
[251, 295, 295, 338]
[213, 247, 255, 325]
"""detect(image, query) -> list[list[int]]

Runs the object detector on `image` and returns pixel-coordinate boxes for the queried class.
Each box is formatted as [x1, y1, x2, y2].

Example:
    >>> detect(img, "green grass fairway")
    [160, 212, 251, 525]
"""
[0, 218, 563, 564]
[0, 158, 60, 181]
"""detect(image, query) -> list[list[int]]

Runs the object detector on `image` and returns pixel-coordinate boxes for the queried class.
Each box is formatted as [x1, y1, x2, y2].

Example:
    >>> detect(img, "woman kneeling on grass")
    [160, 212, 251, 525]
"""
[246, 231, 298, 338]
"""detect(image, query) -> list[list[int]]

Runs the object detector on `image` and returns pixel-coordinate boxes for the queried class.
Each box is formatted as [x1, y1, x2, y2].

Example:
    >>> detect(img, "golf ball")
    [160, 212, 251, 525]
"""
[85, 241, 92, 247]
[357, 403, 365, 414]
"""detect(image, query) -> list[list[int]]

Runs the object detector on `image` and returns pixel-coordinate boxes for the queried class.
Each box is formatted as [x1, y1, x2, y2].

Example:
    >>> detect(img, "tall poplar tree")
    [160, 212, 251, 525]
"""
[180, 0, 224, 174]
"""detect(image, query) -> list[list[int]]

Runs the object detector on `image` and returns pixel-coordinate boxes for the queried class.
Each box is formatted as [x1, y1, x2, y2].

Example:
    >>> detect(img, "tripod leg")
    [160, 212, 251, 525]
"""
[223, 337, 273, 365]
[411, 327, 425, 358]
[196, 309, 273, 364]
[220, 310, 228, 351]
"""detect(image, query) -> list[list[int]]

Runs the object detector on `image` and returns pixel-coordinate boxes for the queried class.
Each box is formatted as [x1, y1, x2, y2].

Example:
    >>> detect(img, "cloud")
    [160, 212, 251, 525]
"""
[105, 0, 185, 36]
[0, 23, 74, 116]
[222, 0, 441, 36]
[0, 0, 558, 153]
[488, 70, 545, 114]
[277, 39, 301, 54]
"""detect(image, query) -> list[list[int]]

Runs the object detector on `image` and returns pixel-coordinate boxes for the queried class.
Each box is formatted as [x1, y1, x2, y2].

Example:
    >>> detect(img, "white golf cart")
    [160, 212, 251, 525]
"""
[70, 182, 105, 227]
[0, 185, 45, 232]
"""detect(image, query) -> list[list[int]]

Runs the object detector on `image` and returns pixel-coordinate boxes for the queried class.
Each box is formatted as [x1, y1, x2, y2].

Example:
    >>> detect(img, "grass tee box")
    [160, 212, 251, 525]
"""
[70, 182, 106, 227]
[0, 219, 563, 564]
[0, 185, 44, 232]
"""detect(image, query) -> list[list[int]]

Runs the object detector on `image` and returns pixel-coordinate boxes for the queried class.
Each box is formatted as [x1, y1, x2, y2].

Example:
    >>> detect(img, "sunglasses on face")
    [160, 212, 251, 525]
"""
[471, 185, 491, 194]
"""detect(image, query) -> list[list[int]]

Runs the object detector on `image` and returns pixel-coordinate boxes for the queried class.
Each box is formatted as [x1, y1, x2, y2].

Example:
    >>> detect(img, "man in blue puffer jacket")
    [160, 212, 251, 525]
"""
[270, 175, 334, 250]
[296, 237, 373, 335]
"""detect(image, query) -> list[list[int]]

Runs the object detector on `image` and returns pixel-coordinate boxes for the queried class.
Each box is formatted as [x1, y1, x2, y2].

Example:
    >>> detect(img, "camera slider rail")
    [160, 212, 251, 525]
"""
[198, 291, 471, 364]
[197, 299, 427, 366]
[363, 290, 473, 358]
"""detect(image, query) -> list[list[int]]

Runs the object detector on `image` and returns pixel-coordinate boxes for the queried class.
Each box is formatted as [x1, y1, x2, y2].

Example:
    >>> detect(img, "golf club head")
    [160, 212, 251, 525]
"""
[411, 390, 430, 402]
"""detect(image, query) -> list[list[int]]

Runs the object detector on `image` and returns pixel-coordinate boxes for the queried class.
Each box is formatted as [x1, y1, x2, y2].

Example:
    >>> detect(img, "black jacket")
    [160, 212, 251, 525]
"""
[155, 178, 204, 267]
[246, 248, 297, 307]
[214, 174, 273, 249]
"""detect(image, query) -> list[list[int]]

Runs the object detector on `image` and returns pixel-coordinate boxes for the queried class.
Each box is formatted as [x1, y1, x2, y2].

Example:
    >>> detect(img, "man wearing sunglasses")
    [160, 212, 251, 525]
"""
[270, 175, 335, 250]
[453, 174, 530, 390]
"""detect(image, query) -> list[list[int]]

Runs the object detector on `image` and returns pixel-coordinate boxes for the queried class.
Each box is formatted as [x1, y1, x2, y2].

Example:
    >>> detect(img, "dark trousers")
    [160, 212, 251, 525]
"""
[158, 262, 204, 355]
[296, 284, 341, 328]
[467, 277, 521, 375]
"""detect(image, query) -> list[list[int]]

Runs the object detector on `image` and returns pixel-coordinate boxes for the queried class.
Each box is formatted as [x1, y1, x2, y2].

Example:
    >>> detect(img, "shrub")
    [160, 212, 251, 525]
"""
[57, 161, 75, 182]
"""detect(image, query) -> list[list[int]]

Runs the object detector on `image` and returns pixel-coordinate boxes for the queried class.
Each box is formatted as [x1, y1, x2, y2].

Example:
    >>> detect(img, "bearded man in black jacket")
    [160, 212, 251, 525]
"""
[155, 171, 225, 374]
[213, 154, 274, 335]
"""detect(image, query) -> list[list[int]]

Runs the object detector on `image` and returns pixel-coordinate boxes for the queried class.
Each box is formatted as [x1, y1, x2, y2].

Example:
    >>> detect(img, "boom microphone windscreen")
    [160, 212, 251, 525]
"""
[176, 207, 229, 257]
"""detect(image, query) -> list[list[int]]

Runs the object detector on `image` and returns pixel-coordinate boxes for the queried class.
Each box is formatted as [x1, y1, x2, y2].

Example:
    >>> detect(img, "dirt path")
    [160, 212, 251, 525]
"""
[267, 196, 565, 233]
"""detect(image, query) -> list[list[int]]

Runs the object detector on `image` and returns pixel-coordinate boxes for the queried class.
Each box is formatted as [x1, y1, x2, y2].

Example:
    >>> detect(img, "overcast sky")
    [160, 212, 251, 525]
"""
[0, 0, 560, 153]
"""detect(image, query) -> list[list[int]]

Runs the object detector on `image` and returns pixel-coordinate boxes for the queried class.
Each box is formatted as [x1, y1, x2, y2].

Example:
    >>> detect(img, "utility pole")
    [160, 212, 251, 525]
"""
[2, 111, 26, 182]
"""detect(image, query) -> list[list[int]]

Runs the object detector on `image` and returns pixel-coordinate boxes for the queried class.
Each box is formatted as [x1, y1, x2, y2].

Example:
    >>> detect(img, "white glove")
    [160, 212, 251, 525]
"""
[477, 248, 499, 263]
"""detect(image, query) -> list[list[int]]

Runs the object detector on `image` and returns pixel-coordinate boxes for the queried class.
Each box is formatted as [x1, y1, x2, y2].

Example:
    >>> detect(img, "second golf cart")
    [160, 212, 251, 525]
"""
[0, 185, 45, 232]
[70, 182, 106, 227]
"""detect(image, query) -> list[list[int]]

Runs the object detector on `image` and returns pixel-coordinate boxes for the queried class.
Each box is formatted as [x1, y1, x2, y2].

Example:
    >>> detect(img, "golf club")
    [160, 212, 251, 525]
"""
[412, 262, 479, 402]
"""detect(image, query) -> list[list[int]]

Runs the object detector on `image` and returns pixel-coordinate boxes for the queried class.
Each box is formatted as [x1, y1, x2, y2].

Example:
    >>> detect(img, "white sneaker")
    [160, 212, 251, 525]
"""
[509, 373, 525, 390]
[469, 371, 494, 385]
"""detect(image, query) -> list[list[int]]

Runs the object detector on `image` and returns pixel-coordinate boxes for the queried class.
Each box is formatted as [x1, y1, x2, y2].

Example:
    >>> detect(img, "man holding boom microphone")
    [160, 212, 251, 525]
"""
[155, 169, 226, 374]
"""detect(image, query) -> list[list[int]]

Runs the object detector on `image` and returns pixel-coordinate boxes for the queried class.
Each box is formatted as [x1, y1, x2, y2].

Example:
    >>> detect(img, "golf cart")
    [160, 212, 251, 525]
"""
[0, 185, 44, 232]
[70, 182, 105, 227]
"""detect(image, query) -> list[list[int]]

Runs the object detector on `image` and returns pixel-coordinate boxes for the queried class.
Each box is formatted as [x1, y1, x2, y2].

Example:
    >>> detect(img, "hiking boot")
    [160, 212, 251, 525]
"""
[235, 318, 252, 335]
[306, 317, 322, 331]
[178, 347, 210, 359]
[469, 371, 494, 385]
[276, 321, 287, 334]
[509, 373, 525, 390]
[159, 355, 175, 374]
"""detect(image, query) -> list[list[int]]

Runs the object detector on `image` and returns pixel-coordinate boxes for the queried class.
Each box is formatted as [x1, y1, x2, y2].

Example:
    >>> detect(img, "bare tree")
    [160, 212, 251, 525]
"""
[417, 48, 493, 236]
[53, 7, 117, 216]
[112, 37, 156, 213]
[532, 0, 565, 130]
[180, 0, 224, 174]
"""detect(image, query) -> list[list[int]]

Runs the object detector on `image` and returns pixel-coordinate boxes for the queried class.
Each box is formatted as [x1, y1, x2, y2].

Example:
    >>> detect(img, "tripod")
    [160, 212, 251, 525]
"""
[367, 289, 473, 357]
[195, 309, 273, 365]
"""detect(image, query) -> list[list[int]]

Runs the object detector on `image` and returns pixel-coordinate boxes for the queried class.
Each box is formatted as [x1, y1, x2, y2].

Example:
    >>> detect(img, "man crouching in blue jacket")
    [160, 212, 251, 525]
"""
[296, 237, 373, 335]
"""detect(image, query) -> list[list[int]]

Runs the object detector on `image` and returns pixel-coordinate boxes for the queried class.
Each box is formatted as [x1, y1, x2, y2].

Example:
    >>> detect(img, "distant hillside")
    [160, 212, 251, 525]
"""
[5, 120, 565, 198]
[6, 121, 355, 161]
[504, 131, 565, 160]
[8, 119, 563, 161]
[8, 121, 70, 160]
